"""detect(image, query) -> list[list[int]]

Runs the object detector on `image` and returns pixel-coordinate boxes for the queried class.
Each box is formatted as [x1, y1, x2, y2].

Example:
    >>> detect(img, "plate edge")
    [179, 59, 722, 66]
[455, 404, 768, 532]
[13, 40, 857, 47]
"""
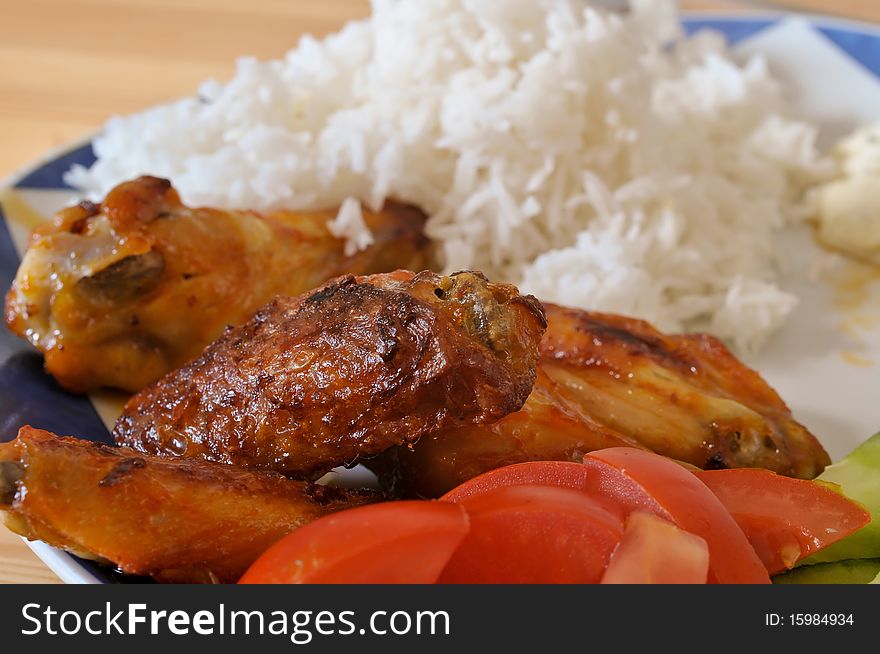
[4, 9, 880, 587]
[25, 539, 104, 584]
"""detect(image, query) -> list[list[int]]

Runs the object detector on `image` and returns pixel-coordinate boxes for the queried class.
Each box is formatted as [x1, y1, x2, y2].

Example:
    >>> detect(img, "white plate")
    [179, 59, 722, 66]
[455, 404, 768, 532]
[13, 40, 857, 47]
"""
[1, 13, 879, 583]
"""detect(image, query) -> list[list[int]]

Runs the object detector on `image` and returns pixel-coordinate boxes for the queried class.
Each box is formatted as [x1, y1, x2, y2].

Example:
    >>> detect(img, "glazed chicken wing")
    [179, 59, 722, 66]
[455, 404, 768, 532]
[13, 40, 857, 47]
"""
[5, 176, 429, 392]
[114, 270, 546, 478]
[371, 304, 830, 498]
[0, 427, 378, 583]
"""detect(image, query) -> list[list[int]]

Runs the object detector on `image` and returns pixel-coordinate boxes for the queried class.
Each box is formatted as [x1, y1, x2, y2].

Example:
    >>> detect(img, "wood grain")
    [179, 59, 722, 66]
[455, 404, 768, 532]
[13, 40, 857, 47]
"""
[0, 0, 875, 584]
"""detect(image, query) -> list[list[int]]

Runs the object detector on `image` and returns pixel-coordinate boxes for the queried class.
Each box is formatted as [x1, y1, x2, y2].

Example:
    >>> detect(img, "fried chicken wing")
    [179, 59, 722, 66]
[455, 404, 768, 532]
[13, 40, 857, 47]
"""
[5, 176, 429, 393]
[114, 270, 546, 478]
[0, 427, 377, 583]
[371, 304, 831, 497]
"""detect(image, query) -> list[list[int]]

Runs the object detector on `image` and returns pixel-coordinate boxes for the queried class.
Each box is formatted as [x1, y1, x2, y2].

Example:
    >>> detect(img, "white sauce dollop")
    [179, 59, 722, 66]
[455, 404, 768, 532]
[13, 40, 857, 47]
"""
[817, 124, 880, 264]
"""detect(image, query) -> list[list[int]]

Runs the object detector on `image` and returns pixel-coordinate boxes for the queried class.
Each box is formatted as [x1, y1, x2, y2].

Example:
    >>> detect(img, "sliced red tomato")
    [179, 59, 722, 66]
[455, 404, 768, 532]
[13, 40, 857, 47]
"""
[441, 460, 593, 502]
[601, 511, 709, 584]
[239, 501, 469, 584]
[695, 469, 870, 574]
[439, 484, 625, 584]
[582, 448, 770, 584]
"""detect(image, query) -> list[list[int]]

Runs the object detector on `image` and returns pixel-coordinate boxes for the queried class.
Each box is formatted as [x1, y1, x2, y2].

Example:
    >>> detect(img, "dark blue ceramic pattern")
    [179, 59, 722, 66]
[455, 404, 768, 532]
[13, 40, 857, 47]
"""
[817, 24, 880, 80]
[682, 16, 775, 43]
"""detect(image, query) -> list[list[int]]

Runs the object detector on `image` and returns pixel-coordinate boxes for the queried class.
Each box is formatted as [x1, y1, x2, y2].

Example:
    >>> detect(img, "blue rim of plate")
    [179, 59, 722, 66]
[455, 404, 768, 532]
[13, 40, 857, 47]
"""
[2, 12, 879, 584]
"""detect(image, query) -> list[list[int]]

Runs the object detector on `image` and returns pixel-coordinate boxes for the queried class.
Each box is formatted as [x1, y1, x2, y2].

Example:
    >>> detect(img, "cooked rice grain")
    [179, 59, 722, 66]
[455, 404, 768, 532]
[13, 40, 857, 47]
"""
[66, 0, 833, 351]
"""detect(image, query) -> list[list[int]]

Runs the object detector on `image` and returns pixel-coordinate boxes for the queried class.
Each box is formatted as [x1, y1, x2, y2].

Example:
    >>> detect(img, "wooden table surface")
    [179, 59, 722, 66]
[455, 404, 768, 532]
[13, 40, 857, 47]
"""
[1, 0, 876, 584]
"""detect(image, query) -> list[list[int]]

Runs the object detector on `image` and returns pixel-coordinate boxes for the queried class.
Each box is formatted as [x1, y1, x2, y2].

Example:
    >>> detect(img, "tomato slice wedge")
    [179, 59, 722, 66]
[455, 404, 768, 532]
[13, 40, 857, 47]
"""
[582, 448, 770, 584]
[440, 484, 624, 584]
[695, 469, 871, 574]
[601, 511, 709, 584]
[239, 501, 469, 584]
[441, 460, 593, 502]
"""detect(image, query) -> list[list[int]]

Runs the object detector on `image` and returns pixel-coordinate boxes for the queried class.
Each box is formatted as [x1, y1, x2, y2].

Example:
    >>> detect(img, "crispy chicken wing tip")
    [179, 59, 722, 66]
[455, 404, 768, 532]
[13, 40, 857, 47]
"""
[5, 177, 432, 393]
[1, 426, 380, 583]
[369, 303, 829, 497]
[114, 269, 546, 479]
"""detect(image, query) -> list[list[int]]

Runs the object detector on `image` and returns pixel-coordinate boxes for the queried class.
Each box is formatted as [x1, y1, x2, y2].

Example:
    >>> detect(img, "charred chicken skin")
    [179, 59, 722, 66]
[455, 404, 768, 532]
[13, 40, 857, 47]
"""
[5, 176, 429, 393]
[371, 304, 831, 498]
[114, 270, 546, 479]
[0, 427, 378, 583]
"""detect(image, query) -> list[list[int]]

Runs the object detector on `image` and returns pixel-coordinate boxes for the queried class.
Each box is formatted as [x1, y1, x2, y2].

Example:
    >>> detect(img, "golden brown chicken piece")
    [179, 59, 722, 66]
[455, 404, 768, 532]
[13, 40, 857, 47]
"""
[5, 176, 429, 393]
[0, 427, 378, 583]
[371, 304, 831, 498]
[114, 270, 546, 479]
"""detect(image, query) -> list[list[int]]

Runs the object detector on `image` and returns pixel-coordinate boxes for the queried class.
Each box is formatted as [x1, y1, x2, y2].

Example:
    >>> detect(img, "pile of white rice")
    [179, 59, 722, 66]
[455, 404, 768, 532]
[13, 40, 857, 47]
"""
[66, 0, 833, 351]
